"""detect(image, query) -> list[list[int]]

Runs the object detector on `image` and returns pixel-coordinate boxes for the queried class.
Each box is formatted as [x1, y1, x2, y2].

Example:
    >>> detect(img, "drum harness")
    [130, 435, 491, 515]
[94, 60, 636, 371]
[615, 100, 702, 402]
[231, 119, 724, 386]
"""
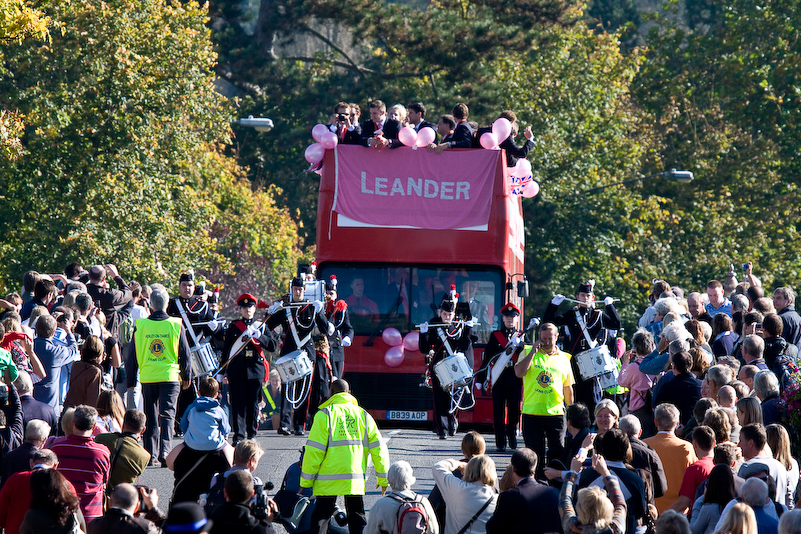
[283, 304, 314, 409]
[175, 299, 216, 383]
[433, 322, 477, 414]
[574, 308, 619, 394]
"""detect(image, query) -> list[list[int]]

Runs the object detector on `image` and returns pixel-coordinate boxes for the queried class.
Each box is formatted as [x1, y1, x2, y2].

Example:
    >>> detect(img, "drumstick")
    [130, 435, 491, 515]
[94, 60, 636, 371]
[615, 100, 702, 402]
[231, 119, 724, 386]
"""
[562, 297, 620, 305]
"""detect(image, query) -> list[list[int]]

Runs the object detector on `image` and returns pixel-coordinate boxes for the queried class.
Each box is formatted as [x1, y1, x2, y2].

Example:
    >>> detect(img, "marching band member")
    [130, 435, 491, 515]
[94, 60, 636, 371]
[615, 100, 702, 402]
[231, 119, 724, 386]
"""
[167, 271, 223, 434]
[477, 303, 523, 452]
[324, 275, 353, 379]
[543, 280, 621, 414]
[419, 287, 473, 440]
[266, 277, 333, 436]
[220, 293, 275, 445]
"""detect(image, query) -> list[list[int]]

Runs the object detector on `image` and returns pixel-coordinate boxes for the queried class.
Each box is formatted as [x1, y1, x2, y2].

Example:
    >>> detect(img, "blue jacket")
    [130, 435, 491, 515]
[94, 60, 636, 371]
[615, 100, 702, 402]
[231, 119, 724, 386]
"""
[32, 335, 78, 409]
[180, 396, 230, 451]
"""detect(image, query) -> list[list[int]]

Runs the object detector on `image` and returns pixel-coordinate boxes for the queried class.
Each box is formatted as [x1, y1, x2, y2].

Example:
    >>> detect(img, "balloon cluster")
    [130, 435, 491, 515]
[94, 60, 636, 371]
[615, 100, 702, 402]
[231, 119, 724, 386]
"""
[382, 328, 420, 367]
[397, 126, 437, 149]
[509, 160, 539, 198]
[305, 124, 339, 166]
[479, 118, 512, 150]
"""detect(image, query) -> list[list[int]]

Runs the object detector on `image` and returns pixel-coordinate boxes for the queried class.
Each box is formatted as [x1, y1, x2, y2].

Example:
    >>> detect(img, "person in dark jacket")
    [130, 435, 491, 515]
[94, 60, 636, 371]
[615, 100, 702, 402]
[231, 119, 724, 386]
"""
[652, 351, 702, 426]
[87, 483, 160, 534]
[486, 448, 560, 534]
[209, 470, 277, 534]
[222, 293, 275, 443]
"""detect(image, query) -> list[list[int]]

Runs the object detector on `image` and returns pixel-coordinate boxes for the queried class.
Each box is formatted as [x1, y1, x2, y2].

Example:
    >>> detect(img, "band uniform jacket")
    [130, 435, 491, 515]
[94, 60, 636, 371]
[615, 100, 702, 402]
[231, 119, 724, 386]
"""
[167, 296, 216, 347]
[326, 301, 354, 367]
[221, 318, 274, 381]
[543, 303, 621, 357]
[266, 300, 331, 360]
[477, 327, 522, 392]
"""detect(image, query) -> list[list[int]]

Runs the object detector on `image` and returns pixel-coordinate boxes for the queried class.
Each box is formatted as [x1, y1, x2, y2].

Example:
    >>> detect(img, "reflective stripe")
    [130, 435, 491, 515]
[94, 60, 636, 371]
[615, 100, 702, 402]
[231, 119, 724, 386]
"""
[368, 440, 382, 449]
[375, 472, 387, 478]
[315, 472, 366, 481]
[330, 439, 362, 446]
[306, 440, 327, 451]
[301, 472, 316, 480]
[362, 410, 369, 448]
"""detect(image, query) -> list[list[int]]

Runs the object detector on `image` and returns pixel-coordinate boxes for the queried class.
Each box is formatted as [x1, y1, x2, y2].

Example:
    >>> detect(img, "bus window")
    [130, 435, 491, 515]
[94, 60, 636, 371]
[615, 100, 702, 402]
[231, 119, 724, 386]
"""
[321, 264, 502, 344]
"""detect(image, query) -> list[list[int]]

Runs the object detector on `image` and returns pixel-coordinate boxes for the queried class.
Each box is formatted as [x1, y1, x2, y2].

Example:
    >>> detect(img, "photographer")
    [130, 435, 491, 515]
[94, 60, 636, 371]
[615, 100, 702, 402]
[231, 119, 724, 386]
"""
[328, 102, 361, 145]
[209, 470, 278, 534]
[87, 483, 162, 534]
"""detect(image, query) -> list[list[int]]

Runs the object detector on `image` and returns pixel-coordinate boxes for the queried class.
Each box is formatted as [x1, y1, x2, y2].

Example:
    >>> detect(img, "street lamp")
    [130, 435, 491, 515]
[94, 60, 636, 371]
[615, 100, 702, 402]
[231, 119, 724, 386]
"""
[236, 115, 274, 132]
[584, 169, 693, 195]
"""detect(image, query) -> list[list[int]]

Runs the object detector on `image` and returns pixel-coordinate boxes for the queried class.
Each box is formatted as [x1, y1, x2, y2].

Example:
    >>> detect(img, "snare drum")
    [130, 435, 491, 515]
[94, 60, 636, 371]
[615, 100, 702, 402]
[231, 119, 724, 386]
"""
[274, 350, 313, 383]
[191, 343, 219, 377]
[575, 345, 618, 381]
[434, 353, 472, 389]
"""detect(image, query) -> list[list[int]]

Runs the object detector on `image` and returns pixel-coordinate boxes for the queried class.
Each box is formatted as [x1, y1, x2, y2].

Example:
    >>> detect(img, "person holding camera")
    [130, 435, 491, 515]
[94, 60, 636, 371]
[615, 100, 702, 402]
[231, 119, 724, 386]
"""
[87, 483, 162, 534]
[328, 102, 361, 145]
[208, 470, 278, 534]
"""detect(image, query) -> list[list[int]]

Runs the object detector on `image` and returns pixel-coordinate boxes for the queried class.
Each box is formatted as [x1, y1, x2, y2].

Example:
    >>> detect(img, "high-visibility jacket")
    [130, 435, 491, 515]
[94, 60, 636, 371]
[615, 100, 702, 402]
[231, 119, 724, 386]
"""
[300, 392, 389, 496]
[135, 317, 182, 383]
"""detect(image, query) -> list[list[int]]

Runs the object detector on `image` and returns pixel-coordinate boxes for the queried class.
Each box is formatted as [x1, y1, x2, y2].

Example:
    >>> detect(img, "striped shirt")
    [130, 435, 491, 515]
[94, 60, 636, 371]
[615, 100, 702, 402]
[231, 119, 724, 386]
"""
[51, 434, 110, 521]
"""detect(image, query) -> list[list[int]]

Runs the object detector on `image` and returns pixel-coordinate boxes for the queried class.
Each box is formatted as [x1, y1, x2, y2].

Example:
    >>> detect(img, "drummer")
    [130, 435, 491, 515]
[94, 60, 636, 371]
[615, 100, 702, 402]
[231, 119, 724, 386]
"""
[419, 287, 473, 439]
[221, 293, 275, 445]
[543, 280, 621, 415]
[476, 302, 523, 452]
[266, 277, 333, 436]
[167, 271, 223, 434]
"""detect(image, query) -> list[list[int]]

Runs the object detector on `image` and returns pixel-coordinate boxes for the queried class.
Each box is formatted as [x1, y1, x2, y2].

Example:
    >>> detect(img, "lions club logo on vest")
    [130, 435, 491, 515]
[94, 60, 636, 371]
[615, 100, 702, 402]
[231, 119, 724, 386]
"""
[149, 339, 165, 357]
[536, 369, 554, 389]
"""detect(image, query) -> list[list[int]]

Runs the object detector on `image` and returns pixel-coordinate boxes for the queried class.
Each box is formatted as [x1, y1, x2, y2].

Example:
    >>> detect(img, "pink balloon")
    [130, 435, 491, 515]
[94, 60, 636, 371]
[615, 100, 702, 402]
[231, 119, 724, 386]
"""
[384, 346, 405, 367]
[415, 127, 436, 148]
[312, 124, 328, 143]
[522, 181, 539, 198]
[402, 331, 420, 352]
[382, 327, 403, 346]
[517, 159, 532, 176]
[320, 131, 338, 149]
[398, 126, 418, 147]
[480, 132, 499, 150]
[492, 118, 512, 142]
[304, 143, 325, 164]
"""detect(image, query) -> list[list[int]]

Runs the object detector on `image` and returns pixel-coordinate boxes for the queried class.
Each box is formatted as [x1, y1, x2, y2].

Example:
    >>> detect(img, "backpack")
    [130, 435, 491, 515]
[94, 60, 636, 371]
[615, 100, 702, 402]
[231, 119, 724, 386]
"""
[119, 313, 135, 345]
[389, 493, 428, 534]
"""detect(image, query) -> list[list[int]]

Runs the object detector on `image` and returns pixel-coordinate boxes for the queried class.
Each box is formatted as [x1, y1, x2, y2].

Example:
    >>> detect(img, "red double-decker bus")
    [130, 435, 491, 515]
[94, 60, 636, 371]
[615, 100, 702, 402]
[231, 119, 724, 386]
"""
[315, 144, 525, 425]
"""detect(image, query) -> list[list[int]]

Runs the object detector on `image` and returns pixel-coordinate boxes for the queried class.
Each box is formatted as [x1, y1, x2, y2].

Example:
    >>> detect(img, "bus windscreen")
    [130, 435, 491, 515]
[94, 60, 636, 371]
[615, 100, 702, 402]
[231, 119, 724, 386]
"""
[318, 264, 502, 345]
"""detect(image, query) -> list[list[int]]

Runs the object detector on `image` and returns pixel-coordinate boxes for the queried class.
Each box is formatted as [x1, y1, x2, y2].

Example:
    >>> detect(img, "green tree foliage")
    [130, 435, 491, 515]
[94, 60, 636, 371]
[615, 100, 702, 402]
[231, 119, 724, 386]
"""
[634, 0, 801, 294]
[1, 0, 49, 160]
[209, 0, 673, 327]
[0, 0, 302, 303]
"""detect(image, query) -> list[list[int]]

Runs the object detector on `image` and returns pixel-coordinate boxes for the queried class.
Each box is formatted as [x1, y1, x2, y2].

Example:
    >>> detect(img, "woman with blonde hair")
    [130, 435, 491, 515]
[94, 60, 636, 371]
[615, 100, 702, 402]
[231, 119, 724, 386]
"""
[433, 454, 497, 533]
[767, 424, 800, 500]
[560, 454, 626, 534]
[716, 502, 757, 534]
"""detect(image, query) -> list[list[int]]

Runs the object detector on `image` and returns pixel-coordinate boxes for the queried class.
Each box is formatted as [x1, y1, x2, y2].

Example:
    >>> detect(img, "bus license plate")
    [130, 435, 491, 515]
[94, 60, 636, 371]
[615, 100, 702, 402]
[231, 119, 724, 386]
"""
[386, 410, 427, 421]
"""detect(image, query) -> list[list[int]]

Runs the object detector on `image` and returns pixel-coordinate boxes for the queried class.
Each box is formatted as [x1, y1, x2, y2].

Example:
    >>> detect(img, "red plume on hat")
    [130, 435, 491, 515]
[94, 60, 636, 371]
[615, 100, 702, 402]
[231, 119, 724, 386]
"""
[257, 300, 269, 309]
[335, 300, 347, 312]
[449, 284, 459, 300]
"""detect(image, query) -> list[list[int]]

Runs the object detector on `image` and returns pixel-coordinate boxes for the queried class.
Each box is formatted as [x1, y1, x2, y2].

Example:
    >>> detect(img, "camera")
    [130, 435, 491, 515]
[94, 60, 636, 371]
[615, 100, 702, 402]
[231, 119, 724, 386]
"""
[333, 506, 348, 526]
[337, 113, 348, 122]
[741, 263, 749, 270]
[251, 481, 274, 520]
